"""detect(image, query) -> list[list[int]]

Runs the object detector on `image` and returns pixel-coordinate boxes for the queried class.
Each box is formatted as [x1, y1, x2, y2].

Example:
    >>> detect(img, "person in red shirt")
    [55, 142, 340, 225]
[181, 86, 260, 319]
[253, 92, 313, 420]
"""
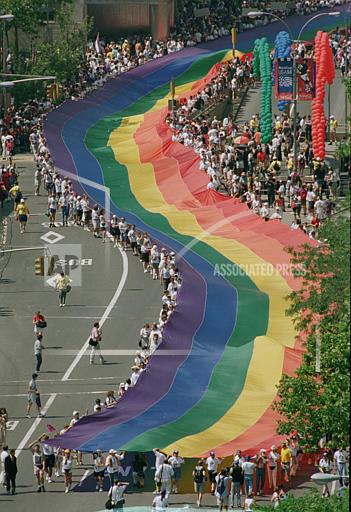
[32, 311, 46, 335]
[1, 170, 11, 190]
[0, 180, 7, 207]
[299, 185, 307, 216]
[257, 148, 266, 174]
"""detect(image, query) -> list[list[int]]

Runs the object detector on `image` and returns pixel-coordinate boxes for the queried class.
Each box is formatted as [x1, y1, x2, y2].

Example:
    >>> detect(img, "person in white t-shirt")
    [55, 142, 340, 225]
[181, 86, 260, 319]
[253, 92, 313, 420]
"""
[242, 456, 256, 496]
[334, 447, 349, 485]
[267, 445, 280, 489]
[108, 480, 129, 507]
[153, 449, 167, 493]
[154, 459, 174, 498]
[62, 449, 73, 493]
[168, 450, 184, 493]
[319, 452, 332, 497]
[206, 451, 223, 495]
[152, 489, 168, 511]
[105, 450, 124, 488]
[0, 445, 8, 486]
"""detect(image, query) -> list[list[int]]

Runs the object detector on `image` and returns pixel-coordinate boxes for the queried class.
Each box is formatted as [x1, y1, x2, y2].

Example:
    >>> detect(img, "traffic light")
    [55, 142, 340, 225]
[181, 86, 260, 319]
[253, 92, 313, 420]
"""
[47, 256, 55, 276]
[46, 84, 54, 100]
[51, 83, 62, 100]
[35, 256, 44, 276]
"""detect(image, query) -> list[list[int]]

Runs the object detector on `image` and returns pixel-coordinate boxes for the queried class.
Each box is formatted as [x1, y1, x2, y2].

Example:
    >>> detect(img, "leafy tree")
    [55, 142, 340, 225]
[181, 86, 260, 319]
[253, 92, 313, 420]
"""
[0, 0, 44, 54]
[273, 207, 350, 449]
[10, 3, 92, 104]
[273, 317, 350, 448]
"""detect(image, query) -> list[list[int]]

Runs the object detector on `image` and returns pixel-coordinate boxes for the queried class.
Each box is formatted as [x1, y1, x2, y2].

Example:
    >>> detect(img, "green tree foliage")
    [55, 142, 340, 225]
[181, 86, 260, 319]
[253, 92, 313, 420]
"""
[257, 489, 349, 511]
[0, 0, 43, 52]
[273, 207, 350, 449]
[6, 1, 93, 104]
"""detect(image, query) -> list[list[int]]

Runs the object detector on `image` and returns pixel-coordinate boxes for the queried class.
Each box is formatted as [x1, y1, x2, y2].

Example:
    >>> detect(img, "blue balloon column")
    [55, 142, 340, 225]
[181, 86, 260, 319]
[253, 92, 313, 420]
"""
[253, 37, 272, 144]
[273, 31, 292, 111]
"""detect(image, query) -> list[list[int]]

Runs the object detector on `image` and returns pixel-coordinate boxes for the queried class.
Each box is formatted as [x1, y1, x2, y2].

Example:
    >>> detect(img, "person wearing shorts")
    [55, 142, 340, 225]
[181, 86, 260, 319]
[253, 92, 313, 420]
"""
[193, 460, 206, 508]
[140, 242, 150, 273]
[62, 449, 73, 493]
[41, 435, 55, 483]
[110, 215, 120, 248]
[118, 218, 128, 250]
[16, 198, 29, 234]
[168, 450, 184, 494]
[128, 225, 138, 255]
[92, 205, 100, 237]
[99, 210, 107, 243]
[26, 373, 43, 418]
[206, 451, 223, 495]
[28, 441, 45, 493]
[93, 450, 105, 491]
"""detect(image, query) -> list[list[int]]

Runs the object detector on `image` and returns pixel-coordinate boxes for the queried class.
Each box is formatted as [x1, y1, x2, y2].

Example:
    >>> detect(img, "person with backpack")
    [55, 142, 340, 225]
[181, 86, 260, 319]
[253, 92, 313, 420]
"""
[215, 468, 230, 511]
[192, 459, 206, 508]
[229, 460, 243, 508]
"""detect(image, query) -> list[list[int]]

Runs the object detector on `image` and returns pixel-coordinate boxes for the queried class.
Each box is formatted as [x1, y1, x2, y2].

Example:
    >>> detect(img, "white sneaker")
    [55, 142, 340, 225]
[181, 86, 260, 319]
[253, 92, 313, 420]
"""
[47, 478, 52, 484]
[65, 487, 69, 493]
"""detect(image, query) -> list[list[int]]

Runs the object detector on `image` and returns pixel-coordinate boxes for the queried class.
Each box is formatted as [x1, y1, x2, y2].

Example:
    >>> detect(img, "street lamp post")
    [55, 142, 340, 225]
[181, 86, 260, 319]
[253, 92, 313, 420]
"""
[0, 14, 14, 114]
[248, 11, 340, 170]
[0, 75, 56, 89]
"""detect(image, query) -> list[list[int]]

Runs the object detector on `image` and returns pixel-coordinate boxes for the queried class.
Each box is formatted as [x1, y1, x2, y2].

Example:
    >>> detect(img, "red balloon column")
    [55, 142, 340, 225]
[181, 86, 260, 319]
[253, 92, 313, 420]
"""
[312, 31, 335, 160]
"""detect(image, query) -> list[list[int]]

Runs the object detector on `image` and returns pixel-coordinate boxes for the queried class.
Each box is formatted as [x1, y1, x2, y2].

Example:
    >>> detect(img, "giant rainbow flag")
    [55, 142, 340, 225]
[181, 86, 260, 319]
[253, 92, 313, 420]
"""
[44, 7, 343, 457]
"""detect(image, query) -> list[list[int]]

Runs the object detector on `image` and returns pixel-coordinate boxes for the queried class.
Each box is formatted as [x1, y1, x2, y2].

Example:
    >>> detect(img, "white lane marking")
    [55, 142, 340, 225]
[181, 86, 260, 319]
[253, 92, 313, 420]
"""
[78, 470, 91, 486]
[23, 316, 112, 319]
[6, 421, 19, 431]
[45, 349, 189, 356]
[0, 246, 45, 254]
[1, 376, 117, 384]
[40, 231, 65, 244]
[62, 248, 128, 381]
[0, 391, 108, 398]
[15, 393, 57, 459]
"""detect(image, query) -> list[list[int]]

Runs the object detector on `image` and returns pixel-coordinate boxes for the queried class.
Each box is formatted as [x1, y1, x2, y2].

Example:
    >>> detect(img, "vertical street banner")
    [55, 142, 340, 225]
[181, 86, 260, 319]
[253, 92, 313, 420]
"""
[275, 59, 293, 100]
[296, 57, 315, 100]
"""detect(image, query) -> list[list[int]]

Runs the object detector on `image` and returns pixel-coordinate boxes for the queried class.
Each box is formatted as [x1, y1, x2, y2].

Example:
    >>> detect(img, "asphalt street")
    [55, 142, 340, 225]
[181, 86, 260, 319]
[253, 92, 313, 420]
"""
[0, 154, 163, 511]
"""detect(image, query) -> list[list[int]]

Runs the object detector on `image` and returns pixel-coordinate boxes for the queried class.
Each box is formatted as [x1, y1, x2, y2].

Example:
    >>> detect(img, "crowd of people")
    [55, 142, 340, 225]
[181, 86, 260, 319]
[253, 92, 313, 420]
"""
[2, 432, 349, 507]
[0, 1, 349, 508]
[165, 30, 350, 241]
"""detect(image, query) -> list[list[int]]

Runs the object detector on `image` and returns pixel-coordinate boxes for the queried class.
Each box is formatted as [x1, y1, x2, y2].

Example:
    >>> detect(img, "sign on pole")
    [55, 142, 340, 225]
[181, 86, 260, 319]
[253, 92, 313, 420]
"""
[296, 57, 315, 100]
[275, 58, 294, 100]
[170, 80, 175, 100]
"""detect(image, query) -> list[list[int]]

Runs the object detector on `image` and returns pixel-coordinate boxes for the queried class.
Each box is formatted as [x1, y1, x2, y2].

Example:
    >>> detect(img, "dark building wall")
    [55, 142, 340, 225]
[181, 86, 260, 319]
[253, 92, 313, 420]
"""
[87, 0, 174, 39]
